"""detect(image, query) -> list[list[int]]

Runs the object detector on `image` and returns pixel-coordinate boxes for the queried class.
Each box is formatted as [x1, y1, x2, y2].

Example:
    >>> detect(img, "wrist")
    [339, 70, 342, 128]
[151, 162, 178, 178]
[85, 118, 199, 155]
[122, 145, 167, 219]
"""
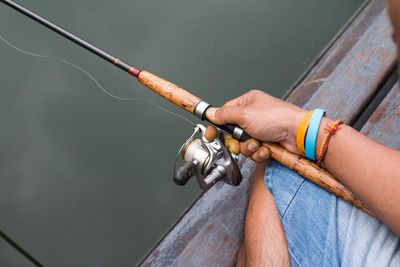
[316, 117, 334, 159]
[287, 109, 308, 153]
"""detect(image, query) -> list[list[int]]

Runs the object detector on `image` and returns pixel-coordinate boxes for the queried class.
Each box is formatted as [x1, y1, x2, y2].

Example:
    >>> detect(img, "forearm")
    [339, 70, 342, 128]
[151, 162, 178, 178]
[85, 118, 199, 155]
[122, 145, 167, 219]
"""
[319, 118, 400, 234]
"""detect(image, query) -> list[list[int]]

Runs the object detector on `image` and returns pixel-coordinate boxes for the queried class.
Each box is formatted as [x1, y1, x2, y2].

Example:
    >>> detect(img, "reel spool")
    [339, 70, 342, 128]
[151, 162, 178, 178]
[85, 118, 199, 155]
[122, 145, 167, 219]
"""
[173, 124, 242, 190]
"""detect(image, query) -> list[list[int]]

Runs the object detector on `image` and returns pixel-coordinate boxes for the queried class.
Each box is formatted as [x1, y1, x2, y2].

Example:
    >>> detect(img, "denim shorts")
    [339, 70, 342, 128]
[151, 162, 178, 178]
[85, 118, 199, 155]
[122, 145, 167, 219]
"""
[264, 160, 400, 267]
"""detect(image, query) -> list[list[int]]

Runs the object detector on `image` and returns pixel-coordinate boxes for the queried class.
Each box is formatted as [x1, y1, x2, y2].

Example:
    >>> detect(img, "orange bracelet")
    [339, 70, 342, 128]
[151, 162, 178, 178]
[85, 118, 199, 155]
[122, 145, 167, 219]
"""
[317, 120, 343, 167]
[296, 111, 313, 155]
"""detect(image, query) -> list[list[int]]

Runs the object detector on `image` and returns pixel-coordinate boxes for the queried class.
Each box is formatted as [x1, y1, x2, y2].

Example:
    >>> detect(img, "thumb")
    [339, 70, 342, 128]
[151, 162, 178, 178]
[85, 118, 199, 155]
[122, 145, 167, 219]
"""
[206, 106, 245, 125]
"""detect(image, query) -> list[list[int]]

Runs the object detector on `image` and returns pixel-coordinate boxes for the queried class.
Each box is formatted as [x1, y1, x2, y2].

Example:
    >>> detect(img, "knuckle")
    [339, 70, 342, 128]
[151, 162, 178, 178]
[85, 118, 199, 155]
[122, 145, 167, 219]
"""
[239, 110, 250, 124]
[205, 125, 217, 141]
[247, 89, 266, 102]
[251, 153, 262, 162]
[249, 89, 263, 96]
[215, 108, 225, 120]
[239, 143, 251, 156]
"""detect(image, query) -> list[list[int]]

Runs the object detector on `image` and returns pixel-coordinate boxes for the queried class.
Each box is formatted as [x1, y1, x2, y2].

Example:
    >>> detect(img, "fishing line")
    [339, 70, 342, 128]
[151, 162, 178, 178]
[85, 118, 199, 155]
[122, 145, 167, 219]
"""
[0, 34, 194, 125]
[0, 0, 250, 141]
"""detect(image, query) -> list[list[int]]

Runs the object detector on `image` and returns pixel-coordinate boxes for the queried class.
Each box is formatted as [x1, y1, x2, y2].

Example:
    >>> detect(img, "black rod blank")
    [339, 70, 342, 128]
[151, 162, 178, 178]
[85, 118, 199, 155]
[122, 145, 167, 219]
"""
[0, 0, 141, 76]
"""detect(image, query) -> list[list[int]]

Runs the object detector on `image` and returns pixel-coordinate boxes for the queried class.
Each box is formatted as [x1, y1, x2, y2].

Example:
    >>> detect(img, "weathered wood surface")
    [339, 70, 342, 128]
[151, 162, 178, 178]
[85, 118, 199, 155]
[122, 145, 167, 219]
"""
[288, 0, 395, 106]
[143, 158, 255, 267]
[361, 83, 400, 148]
[141, 1, 397, 266]
[302, 10, 396, 123]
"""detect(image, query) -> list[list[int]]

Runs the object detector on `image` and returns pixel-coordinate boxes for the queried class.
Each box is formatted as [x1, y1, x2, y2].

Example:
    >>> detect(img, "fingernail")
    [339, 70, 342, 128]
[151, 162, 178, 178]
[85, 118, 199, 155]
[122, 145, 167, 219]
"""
[230, 147, 240, 155]
[248, 142, 259, 152]
[259, 151, 267, 159]
[259, 150, 270, 159]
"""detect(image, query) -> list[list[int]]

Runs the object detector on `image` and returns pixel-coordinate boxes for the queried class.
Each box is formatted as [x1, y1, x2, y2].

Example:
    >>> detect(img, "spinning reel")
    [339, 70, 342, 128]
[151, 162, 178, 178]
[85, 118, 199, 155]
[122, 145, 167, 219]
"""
[173, 124, 242, 190]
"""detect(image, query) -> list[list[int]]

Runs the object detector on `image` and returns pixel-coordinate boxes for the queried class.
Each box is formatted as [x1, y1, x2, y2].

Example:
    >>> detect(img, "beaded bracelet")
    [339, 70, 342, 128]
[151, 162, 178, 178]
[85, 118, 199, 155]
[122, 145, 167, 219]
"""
[317, 120, 344, 167]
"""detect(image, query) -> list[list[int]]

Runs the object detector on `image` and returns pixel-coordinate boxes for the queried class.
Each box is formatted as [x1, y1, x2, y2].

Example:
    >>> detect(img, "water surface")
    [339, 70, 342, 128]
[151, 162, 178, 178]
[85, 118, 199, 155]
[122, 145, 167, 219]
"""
[0, 0, 363, 265]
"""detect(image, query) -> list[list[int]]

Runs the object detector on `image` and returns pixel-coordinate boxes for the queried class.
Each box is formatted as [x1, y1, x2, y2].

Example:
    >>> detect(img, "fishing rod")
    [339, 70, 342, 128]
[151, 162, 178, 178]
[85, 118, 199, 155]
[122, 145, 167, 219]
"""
[0, 0, 249, 142]
[0, 0, 373, 215]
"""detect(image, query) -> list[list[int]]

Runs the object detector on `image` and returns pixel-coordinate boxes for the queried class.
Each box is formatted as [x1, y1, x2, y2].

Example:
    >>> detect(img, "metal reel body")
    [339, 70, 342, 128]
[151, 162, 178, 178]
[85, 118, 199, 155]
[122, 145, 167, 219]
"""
[174, 124, 242, 190]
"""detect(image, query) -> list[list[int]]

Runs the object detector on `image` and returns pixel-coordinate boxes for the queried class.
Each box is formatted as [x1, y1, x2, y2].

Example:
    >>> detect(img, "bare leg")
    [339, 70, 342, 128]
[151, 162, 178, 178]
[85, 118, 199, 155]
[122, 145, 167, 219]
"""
[236, 161, 291, 267]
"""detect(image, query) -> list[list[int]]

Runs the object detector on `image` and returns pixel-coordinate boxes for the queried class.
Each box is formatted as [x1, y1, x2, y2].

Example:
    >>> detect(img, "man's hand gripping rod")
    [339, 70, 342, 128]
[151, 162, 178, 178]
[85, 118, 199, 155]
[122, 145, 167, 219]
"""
[139, 71, 372, 215]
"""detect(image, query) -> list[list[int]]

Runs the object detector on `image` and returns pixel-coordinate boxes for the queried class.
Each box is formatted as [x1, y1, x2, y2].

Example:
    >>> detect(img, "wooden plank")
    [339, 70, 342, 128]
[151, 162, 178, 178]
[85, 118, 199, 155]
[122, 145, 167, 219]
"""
[288, 0, 394, 106]
[303, 10, 396, 124]
[141, 2, 397, 266]
[142, 158, 255, 267]
[361, 83, 400, 148]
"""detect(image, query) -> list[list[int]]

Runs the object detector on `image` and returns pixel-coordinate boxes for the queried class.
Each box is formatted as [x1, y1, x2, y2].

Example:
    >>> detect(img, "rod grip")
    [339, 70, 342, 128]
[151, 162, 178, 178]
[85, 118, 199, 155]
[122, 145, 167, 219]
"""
[137, 71, 201, 113]
[207, 121, 251, 142]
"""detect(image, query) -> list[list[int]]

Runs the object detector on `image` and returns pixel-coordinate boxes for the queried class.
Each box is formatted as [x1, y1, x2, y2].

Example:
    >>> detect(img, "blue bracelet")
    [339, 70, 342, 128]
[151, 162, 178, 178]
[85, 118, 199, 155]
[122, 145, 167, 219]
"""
[305, 108, 326, 161]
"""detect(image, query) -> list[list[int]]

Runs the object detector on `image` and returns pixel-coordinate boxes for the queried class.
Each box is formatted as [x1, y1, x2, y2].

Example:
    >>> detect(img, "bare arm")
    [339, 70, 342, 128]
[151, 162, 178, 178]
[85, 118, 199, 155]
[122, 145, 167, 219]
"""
[320, 118, 400, 234]
[206, 90, 400, 235]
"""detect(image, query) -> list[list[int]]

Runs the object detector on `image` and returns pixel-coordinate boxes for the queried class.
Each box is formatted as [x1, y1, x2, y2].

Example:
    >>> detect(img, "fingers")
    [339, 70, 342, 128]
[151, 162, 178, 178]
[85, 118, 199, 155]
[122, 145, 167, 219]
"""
[206, 106, 245, 125]
[239, 138, 270, 162]
[240, 138, 260, 157]
[205, 125, 218, 141]
[205, 125, 270, 162]
[205, 127, 241, 155]
[224, 135, 240, 154]
[205, 125, 258, 156]
[251, 145, 271, 163]
[228, 137, 270, 162]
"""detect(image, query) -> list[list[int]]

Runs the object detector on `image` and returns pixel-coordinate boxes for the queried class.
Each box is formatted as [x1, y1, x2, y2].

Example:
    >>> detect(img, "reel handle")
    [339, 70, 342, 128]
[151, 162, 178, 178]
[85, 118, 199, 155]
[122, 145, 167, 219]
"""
[173, 161, 197, 186]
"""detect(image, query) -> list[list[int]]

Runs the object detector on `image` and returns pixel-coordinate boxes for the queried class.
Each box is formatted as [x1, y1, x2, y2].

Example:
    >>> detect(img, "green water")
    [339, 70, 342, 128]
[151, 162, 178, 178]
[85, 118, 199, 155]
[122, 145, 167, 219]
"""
[0, 0, 363, 266]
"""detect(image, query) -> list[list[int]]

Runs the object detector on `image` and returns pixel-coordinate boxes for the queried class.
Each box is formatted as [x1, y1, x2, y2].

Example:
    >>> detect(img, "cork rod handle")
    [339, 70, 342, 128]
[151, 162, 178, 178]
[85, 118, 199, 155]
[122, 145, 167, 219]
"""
[137, 71, 201, 113]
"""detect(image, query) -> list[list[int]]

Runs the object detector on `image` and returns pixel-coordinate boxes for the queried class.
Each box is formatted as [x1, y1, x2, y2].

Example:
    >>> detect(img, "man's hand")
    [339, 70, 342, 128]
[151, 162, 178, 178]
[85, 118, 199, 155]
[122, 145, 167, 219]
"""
[205, 90, 307, 161]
